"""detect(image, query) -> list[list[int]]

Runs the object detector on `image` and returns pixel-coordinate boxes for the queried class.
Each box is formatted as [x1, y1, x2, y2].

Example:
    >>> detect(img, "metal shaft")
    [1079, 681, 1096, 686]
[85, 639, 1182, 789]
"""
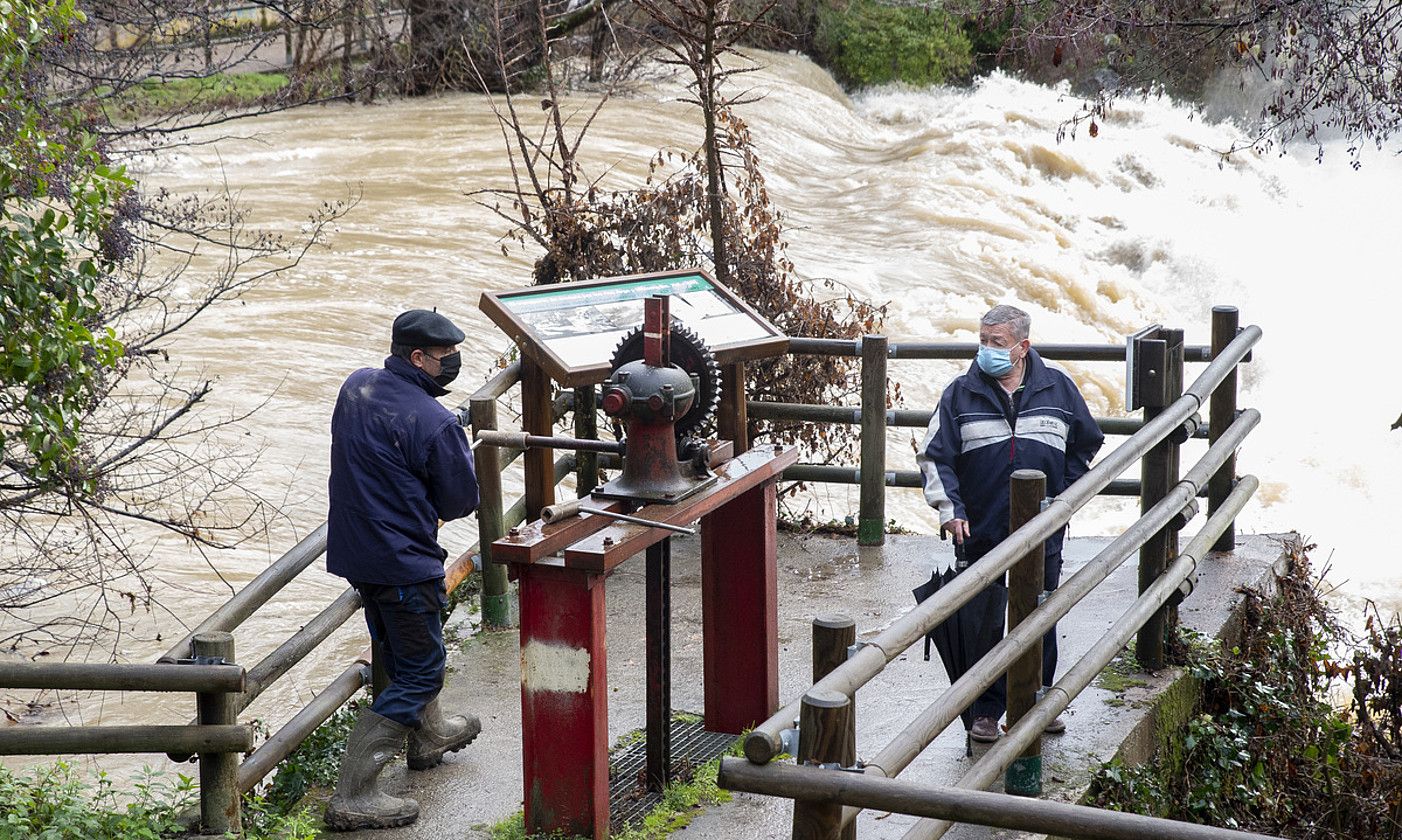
[475, 429, 624, 454]
[541, 496, 697, 535]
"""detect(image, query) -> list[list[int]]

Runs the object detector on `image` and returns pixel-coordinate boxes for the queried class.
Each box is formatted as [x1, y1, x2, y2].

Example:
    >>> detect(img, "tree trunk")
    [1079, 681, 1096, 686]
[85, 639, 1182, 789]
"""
[701, 0, 729, 286]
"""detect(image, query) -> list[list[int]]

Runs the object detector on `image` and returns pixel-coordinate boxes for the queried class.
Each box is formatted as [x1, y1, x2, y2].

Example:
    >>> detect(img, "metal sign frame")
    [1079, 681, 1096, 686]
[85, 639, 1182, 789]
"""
[1124, 324, 1162, 412]
[479, 268, 789, 387]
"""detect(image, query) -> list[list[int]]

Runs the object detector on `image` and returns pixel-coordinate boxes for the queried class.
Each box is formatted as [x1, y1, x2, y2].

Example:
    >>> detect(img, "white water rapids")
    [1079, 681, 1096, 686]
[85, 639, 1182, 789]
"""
[8, 50, 1401, 761]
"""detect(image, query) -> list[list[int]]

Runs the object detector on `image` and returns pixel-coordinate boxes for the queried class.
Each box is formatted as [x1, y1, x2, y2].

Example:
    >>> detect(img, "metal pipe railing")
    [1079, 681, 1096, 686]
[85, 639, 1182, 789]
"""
[237, 662, 370, 793]
[904, 475, 1261, 840]
[748, 402, 1205, 438]
[159, 523, 328, 662]
[779, 464, 1186, 498]
[0, 725, 254, 757]
[0, 661, 245, 693]
[785, 337, 1215, 363]
[743, 326, 1261, 763]
[842, 412, 1258, 820]
[718, 728, 1275, 840]
[238, 587, 362, 710]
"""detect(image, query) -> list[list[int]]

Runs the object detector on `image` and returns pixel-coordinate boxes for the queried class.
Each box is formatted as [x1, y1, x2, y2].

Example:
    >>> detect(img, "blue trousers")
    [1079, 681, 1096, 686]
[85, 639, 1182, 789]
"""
[353, 578, 448, 728]
[969, 552, 1061, 722]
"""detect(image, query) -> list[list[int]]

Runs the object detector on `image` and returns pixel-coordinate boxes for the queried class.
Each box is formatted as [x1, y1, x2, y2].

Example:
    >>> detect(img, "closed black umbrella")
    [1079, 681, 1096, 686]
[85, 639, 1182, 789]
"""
[912, 540, 1007, 755]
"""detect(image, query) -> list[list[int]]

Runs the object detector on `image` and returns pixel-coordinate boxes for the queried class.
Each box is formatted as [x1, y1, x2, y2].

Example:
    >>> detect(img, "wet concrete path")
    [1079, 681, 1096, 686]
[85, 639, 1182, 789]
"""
[342, 530, 1287, 839]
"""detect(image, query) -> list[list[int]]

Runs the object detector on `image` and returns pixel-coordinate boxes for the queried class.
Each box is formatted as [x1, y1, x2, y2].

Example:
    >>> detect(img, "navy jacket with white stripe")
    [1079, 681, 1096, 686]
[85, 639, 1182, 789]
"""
[917, 349, 1104, 561]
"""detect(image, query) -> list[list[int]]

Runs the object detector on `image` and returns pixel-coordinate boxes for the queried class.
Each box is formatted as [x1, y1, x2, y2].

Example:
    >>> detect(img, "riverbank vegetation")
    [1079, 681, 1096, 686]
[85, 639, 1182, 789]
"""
[1091, 540, 1402, 837]
[815, 0, 972, 88]
[1, 0, 349, 659]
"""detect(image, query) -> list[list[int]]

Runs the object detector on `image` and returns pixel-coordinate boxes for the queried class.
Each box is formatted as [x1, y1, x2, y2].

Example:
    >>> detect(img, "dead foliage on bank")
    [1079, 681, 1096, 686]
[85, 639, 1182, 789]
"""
[1092, 537, 1402, 838]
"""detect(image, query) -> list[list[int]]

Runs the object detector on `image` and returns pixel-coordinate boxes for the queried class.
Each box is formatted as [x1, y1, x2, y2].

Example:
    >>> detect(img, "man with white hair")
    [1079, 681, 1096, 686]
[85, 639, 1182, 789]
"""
[917, 304, 1104, 743]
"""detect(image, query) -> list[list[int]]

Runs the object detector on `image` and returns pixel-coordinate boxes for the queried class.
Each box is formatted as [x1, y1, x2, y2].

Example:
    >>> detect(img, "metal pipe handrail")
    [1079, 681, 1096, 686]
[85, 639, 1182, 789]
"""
[462, 360, 522, 406]
[785, 337, 1217, 363]
[0, 725, 255, 757]
[238, 587, 362, 711]
[718, 720, 1275, 840]
[743, 325, 1261, 762]
[0, 661, 245, 693]
[747, 401, 1205, 439]
[159, 523, 329, 663]
[904, 475, 1261, 840]
[238, 662, 370, 794]
[855, 411, 1258, 785]
[780, 465, 1192, 498]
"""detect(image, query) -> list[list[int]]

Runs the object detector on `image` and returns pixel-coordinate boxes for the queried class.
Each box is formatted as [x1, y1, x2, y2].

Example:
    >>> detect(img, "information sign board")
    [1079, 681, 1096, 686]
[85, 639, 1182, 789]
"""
[479, 269, 788, 386]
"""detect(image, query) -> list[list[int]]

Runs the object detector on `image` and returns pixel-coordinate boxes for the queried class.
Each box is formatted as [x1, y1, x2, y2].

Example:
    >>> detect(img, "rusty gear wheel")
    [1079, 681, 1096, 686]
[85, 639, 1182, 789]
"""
[610, 319, 722, 440]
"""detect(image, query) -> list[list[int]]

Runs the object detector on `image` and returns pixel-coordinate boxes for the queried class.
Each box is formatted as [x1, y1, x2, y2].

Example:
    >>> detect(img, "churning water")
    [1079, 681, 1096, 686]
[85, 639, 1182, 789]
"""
[17, 50, 1400, 749]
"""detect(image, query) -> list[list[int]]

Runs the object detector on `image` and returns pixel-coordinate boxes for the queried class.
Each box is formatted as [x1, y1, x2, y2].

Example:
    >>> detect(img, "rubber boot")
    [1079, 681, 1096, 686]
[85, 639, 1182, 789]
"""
[324, 710, 420, 831]
[407, 696, 481, 770]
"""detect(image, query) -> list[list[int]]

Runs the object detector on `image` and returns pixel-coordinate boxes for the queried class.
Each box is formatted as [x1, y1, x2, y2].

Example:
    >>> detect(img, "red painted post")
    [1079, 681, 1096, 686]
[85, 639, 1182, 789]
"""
[518, 564, 609, 839]
[701, 478, 779, 734]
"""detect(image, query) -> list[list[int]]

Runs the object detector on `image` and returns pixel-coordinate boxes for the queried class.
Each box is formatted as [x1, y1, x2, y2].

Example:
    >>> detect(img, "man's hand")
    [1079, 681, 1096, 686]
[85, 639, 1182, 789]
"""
[941, 519, 970, 544]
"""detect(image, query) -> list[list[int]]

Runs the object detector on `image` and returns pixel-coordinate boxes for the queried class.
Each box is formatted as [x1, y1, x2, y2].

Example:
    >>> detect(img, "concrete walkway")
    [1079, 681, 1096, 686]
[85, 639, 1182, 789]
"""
[340, 530, 1288, 839]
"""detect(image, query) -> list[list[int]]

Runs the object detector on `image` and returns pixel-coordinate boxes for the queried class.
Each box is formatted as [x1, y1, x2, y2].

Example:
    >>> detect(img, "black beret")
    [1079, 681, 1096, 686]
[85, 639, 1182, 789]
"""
[392, 309, 465, 347]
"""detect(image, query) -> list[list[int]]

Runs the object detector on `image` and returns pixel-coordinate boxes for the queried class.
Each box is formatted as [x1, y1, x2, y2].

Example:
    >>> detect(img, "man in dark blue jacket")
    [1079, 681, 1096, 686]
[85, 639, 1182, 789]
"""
[917, 304, 1104, 744]
[324, 309, 480, 831]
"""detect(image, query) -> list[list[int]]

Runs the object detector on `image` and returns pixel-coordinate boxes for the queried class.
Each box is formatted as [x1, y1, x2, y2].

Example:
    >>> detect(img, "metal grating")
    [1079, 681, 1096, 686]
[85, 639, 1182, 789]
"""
[609, 717, 738, 830]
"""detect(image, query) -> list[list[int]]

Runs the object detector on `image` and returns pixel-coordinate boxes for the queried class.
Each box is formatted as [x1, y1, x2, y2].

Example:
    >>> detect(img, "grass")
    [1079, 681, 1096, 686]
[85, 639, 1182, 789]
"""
[1095, 647, 1150, 696]
[93, 72, 290, 122]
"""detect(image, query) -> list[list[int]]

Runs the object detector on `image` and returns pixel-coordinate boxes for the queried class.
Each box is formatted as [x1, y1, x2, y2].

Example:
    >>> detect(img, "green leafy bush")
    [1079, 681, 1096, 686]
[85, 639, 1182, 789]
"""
[815, 0, 973, 88]
[2, 0, 131, 491]
[0, 763, 192, 839]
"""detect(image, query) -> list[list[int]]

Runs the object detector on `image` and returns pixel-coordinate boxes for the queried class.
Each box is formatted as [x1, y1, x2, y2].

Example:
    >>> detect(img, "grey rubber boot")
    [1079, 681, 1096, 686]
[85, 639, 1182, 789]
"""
[324, 710, 420, 831]
[407, 696, 482, 770]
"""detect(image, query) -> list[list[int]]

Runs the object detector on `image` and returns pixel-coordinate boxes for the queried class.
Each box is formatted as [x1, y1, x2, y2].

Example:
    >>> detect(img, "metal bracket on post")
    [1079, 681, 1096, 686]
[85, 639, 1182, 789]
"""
[1170, 498, 1199, 532]
[1172, 412, 1203, 445]
[779, 718, 800, 757]
[174, 655, 229, 666]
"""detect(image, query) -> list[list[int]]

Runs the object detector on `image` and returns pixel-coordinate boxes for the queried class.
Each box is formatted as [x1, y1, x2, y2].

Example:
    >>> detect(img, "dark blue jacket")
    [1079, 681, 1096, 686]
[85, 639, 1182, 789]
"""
[916, 349, 1104, 560]
[326, 355, 479, 585]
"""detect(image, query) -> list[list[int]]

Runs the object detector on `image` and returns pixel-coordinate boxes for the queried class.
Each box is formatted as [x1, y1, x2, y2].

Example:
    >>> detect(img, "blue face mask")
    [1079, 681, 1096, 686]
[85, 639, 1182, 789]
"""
[976, 344, 1014, 377]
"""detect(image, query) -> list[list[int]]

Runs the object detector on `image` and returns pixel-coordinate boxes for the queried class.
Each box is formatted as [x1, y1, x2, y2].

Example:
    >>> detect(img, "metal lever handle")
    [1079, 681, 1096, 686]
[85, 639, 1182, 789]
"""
[540, 497, 696, 536]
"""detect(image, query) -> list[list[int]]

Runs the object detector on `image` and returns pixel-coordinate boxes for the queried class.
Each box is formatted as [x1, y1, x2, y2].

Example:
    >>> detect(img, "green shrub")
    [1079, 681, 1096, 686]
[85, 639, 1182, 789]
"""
[815, 0, 973, 88]
[259, 693, 363, 813]
[0, 762, 192, 839]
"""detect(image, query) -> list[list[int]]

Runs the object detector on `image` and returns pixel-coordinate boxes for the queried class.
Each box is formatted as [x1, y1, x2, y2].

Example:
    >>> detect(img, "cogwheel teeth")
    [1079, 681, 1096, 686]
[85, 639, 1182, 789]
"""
[609, 317, 721, 439]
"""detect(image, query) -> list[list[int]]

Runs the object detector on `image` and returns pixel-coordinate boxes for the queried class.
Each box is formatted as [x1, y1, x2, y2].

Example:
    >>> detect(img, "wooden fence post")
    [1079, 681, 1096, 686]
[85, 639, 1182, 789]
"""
[792, 689, 854, 840]
[194, 631, 241, 835]
[574, 385, 599, 496]
[472, 394, 512, 630]
[858, 335, 887, 547]
[1136, 329, 1183, 670]
[811, 617, 856, 840]
[1208, 307, 1240, 552]
[1005, 470, 1046, 796]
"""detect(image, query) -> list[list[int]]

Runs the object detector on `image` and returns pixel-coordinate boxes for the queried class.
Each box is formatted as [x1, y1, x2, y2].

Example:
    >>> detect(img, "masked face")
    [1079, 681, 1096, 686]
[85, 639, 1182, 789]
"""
[976, 344, 1014, 376]
[430, 351, 461, 386]
[976, 324, 1026, 378]
[418, 349, 461, 387]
